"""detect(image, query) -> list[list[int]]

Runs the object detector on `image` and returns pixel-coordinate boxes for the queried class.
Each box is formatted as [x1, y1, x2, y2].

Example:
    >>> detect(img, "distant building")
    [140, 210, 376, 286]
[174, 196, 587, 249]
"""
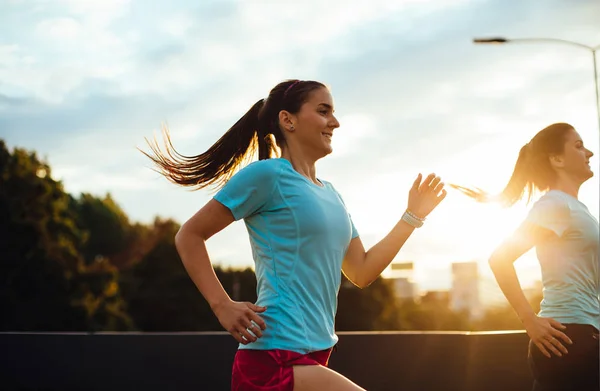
[390, 262, 414, 273]
[450, 261, 483, 320]
[388, 262, 418, 302]
[392, 277, 417, 301]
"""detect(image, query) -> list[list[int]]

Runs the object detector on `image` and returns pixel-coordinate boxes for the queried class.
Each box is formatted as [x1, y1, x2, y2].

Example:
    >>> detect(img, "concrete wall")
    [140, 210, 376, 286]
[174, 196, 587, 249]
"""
[0, 331, 533, 391]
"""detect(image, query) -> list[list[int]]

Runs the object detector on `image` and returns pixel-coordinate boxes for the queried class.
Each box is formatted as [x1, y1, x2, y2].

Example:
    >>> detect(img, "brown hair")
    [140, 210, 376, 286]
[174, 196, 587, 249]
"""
[452, 122, 574, 206]
[140, 79, 326, 190]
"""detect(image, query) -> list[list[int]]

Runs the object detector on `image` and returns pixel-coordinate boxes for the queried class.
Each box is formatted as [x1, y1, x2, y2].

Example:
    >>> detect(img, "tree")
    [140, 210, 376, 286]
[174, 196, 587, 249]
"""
[119, 218, 212, 330]
[120, 217, 260, 331]
[336, 275, 402, 331]
[397, 299, 471, 331]
[0, 141, 133, 331]
[472, 291, 543, 331]
[0, 141, 86, 330]
[70, 193, 157, 270]
[71, 193, 130, 264]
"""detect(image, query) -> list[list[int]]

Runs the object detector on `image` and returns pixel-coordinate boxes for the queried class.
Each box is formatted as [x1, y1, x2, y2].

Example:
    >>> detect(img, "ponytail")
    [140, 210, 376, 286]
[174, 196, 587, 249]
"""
[141, 99, 274, 190]
[452, 144, 534, 206]
[141, 79, 326, 190]
[452, 122, 574, 206]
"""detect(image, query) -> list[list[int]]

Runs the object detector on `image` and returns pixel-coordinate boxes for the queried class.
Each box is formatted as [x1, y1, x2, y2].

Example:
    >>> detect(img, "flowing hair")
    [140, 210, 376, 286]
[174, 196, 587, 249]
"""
[140, 79, 326, 190]
[451, 122, 574, 206]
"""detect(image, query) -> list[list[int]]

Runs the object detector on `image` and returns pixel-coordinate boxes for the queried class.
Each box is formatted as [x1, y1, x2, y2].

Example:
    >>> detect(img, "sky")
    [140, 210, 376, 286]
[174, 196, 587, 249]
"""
[2, 0, 599, 304]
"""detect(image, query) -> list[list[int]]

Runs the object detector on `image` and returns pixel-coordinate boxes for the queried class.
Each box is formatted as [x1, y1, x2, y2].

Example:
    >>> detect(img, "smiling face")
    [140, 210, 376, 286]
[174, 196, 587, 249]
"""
[280, 86, 340, 160]
[551, 127, 594, 183]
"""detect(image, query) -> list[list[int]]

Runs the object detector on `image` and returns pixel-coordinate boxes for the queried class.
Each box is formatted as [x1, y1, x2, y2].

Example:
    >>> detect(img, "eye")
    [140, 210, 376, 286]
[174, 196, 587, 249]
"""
[319, 110, 328, 115]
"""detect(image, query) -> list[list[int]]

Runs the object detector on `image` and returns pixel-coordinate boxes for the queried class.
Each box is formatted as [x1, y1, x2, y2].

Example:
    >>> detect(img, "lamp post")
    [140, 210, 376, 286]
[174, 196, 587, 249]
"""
[472, 37, 600, 134]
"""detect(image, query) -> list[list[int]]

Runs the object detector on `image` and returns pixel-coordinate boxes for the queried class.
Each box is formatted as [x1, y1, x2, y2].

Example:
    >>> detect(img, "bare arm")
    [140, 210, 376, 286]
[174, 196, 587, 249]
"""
[489, 221, 572, 357]
[175, 199, 234, 309]
[342, 173, 446, 288]
[342, 222, 415, 288]
[175, 199, 266, 344]
[488, 223, 540, 323]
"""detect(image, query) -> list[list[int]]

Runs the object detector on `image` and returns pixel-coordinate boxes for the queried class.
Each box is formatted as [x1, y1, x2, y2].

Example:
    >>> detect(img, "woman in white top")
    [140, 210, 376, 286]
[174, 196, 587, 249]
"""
[454, 122, 599, 391]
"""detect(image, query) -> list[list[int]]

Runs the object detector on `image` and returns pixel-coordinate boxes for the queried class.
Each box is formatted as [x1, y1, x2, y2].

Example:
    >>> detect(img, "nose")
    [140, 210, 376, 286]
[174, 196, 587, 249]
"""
[330, 115, 340, 129]
[586, 148, 594, 158]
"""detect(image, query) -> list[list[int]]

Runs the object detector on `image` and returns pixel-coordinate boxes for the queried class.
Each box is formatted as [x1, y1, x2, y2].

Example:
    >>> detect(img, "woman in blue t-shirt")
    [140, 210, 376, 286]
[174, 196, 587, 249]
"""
[453, 122, 599, 391]
[142, 79, 447, 391]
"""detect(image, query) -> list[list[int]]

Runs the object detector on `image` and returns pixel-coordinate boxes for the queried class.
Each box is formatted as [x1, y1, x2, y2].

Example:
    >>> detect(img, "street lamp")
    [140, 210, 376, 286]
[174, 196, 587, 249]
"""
[472, 37, 600, 134]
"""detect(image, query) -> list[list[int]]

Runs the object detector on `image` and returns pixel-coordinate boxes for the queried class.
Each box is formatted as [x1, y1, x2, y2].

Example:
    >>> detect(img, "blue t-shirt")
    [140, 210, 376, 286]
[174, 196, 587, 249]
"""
[213, 158, 359, 353]
[526, 190, 599, 329]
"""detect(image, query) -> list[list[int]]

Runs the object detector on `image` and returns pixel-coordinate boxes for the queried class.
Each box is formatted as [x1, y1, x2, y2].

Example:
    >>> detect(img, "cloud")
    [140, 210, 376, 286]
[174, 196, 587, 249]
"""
[0, 0, 133, 102]
[35, 17, 82, 39]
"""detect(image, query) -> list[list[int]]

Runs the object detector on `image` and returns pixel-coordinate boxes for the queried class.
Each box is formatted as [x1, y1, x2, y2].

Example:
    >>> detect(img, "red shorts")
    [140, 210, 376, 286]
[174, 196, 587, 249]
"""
[231, 348, 333, 391]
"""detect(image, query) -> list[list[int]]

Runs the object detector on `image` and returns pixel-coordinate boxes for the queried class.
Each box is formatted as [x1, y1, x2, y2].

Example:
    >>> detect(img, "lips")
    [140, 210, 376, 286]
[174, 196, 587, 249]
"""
[321, 132, 332, 140]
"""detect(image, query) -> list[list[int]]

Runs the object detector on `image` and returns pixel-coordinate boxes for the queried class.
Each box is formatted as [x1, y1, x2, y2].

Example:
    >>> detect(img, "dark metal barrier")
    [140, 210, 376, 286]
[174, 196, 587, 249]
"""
[0, 331, 533, 391]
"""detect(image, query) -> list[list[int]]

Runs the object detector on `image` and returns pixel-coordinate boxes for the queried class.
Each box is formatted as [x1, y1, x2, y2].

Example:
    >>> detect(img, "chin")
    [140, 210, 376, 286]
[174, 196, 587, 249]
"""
[581, 169, 594, 182]
[319, 144, 333, 157]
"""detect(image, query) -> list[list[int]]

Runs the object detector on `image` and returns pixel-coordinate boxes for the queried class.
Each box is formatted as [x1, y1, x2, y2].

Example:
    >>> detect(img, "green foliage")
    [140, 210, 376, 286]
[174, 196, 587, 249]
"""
[396, 299, 471, 331]
[472, 292, 542, 331]
[336, 276, 401, 331]
[119, 217, 259, 331]
[119, 218, 216, 331]
[0, 140, 87, 330]
[72, 193, 130, 263]
[0, 141, 133, 331]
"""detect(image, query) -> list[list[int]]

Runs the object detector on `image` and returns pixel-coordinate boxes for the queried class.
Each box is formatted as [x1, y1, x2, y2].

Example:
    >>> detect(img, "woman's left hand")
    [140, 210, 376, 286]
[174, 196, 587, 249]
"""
[407, 173, 447, 219]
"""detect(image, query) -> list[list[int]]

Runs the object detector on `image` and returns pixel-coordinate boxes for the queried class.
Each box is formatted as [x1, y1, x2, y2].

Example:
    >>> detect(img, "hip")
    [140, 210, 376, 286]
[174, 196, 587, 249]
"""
[231, 347, 334, 391]
[528, 323, 599, 390]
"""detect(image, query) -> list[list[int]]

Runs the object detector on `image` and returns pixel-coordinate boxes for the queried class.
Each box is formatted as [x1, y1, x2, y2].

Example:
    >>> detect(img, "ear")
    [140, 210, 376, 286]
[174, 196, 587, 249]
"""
[549, 154, 565, 168]
[278, 110, 296, 133]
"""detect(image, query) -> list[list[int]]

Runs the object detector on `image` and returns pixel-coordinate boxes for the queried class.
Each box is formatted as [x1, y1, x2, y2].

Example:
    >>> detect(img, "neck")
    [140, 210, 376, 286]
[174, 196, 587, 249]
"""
[549, 176, 582, 199]
[280, 146, 320, 185]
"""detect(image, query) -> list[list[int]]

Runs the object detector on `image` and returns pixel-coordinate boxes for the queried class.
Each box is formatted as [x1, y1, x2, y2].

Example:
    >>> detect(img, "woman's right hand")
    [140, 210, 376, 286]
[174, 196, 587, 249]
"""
[523, 315, 572, 358]
[406, 173, 447, 220]
[212, 300, 267, 345]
